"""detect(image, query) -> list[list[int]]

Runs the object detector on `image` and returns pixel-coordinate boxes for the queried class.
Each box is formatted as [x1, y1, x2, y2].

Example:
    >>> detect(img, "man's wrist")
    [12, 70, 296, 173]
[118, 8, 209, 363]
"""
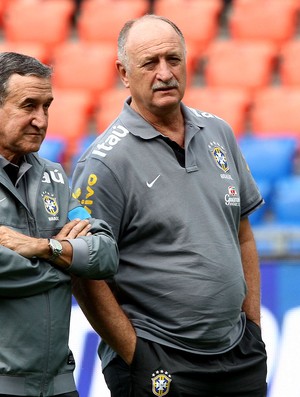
[48, 238, 63, 261]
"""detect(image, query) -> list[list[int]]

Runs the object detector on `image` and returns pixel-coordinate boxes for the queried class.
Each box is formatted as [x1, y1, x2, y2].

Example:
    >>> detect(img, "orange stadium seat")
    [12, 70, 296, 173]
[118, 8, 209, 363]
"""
[95, 87, 130, 132]
[0, 0, 10, 27]
[203, 39, 277, 94]
[229, 0, 298, 49]
[279, 40, 300, 86]
[183, 87, 251, 137]
[184, 42, 204, 87]
[0, 42, 49, 64]
[2, 0, 75, 57]
[51, 42, 118, 101]
[153, 0, 223, 53]
[47, 89, 93, 164]
[77, 0, 149, 44]
[250, 87, 300, 137]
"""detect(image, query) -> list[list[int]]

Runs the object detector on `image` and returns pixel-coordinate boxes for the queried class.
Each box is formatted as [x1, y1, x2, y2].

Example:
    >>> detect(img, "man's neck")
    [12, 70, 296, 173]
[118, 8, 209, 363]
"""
[131, 102, 185, 147]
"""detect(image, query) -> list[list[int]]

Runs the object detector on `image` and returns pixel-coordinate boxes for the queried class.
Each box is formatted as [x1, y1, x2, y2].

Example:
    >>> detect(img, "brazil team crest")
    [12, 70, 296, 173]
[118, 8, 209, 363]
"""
[208, 142, 229, 173]
[151, 370, 172, 396]
[42, 191, 59, 216]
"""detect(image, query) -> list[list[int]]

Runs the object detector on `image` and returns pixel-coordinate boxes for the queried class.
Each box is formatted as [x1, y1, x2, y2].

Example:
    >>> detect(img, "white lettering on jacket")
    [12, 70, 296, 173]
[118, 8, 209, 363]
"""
[188, 107, 223, 120]
[92, 125, 130, 158]
[42, 169, 65, 184]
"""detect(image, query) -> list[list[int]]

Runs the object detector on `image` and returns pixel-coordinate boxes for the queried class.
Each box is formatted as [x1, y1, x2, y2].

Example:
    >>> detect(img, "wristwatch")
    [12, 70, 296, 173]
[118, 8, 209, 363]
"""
[48, 238, 63, 261]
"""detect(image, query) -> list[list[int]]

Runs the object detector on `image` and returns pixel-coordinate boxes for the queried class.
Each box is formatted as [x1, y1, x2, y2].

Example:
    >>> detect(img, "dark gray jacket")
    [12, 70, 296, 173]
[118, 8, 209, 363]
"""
[0, 153, 118, 396]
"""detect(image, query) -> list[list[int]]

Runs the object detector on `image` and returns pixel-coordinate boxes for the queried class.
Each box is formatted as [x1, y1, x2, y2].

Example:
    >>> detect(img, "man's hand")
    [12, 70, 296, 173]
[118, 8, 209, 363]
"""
[0, 226, 38, 258]
[0, 219, 91, 259]
[54, 218, 91, 240]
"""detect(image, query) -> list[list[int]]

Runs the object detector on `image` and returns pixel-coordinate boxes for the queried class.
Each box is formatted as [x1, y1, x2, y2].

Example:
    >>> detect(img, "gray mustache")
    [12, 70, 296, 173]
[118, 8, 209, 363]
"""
[152, 81, 179, 91]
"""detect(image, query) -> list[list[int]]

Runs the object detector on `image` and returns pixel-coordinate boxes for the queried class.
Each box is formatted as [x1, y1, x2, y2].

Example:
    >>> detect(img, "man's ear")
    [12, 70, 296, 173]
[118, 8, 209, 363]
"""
[116, 60, 129, 88]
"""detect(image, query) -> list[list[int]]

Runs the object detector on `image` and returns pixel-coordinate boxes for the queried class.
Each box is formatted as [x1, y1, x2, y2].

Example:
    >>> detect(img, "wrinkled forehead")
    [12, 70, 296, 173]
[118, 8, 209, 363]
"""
[126, 19, 185, 60]
[127, 19, 183, 49]
[5, 74, 53, 102]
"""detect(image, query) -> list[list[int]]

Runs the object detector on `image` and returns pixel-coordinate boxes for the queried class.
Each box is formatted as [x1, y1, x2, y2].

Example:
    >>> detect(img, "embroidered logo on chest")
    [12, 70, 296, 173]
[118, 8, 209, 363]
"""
[208, 142, 229, 173]
[41, 191, 59, 220]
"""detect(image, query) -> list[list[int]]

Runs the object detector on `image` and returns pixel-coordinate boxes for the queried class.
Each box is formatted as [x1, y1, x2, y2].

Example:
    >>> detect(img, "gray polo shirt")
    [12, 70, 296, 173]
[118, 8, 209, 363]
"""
[72, 99, 263, 365]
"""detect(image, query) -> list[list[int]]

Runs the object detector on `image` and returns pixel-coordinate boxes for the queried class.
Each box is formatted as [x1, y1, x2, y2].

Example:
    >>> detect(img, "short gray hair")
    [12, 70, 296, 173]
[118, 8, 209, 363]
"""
[0, 52, 52, 106]
[117, 14, 186, 69]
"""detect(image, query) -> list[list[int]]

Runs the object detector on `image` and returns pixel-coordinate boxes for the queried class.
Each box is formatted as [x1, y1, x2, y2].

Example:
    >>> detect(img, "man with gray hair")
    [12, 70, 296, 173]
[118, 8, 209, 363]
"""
[0, 52, 119, 397]
[72, 15, 267, 397]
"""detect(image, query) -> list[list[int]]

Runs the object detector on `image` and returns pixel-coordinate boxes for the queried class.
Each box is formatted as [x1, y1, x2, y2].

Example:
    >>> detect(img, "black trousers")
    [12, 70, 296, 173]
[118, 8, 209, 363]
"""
[103, 319, 267, 397]
[0, 392, 79, 397]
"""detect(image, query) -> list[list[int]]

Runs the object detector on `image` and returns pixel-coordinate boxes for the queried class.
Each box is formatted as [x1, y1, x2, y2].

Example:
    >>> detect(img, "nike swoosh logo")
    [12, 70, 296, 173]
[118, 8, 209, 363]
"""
[146, 175, 161, 188]
[0, 197, 6, 203]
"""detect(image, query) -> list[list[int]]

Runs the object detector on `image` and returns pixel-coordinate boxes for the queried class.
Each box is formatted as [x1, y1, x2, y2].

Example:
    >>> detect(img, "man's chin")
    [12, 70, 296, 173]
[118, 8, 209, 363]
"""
[155, 95, 180, 108]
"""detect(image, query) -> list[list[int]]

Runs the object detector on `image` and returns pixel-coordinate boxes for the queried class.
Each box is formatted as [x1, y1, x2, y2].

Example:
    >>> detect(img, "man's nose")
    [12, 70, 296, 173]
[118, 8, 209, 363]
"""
[31, 108, 48, 129]
[156, 60, 173, 81]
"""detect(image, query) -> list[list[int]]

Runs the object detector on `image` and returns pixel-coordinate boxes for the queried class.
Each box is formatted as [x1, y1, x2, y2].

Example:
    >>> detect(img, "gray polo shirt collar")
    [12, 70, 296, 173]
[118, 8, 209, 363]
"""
[119, 97, 205, 143]
[117, 98, 206, 173]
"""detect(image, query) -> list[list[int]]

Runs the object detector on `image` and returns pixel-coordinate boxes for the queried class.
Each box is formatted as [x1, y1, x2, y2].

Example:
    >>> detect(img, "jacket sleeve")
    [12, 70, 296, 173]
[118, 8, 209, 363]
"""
[66, 217, 119, 279]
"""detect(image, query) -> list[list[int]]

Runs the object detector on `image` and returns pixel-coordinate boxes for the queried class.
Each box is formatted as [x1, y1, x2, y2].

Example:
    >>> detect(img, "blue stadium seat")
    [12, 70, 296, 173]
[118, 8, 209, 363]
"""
[271, 176, 300, 226]
[70, 134, 98, 176]
[238, 136, 297, 183]
[38, 137, 66, 163]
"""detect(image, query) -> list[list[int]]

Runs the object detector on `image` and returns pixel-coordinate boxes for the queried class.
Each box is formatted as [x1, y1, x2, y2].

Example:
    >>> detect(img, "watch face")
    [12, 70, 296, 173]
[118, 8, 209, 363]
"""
[49, 239, 63, 258]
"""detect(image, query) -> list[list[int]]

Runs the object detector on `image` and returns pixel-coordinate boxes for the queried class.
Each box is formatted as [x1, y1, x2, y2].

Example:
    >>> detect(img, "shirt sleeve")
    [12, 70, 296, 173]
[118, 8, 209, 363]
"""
[72, 157, 126, 243]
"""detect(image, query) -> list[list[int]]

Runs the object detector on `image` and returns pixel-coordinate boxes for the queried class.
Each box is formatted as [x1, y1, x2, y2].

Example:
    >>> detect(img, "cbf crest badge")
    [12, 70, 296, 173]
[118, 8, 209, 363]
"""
[208, 141, 229, 173]
[151, 370, 172, 396]
[42, 191, 59, 216]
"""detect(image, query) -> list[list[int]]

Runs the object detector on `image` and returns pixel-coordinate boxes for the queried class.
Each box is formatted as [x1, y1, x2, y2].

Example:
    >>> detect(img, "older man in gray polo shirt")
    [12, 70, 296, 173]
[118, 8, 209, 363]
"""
[72, 14, 267, 397]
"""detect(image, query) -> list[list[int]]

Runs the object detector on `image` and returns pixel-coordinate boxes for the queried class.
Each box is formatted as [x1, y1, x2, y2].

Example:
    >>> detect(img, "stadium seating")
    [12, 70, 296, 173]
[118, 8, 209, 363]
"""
[51, 42, 118, 101]
[70, 134, 98, 175]
[279, 40, 300, 86]
[250, 87, 300, 137]
[153, 0, 223, 53]
[38, 137, 66, 164]
[272, 176, 300, 226]
[95, 87, 130, 132]
[77, 0, 149, 44]
[47, 88, 93, 165]
[238, 135, 297, 184]
[203, 39, 277, 94]
[183, 86, 251, 136]
[0, 42, 49, 64]
[0, 0, 10, 27]
[229, 0, 299, 49]
[2, 0, 75, 58]
[239, 135, 298, 226]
